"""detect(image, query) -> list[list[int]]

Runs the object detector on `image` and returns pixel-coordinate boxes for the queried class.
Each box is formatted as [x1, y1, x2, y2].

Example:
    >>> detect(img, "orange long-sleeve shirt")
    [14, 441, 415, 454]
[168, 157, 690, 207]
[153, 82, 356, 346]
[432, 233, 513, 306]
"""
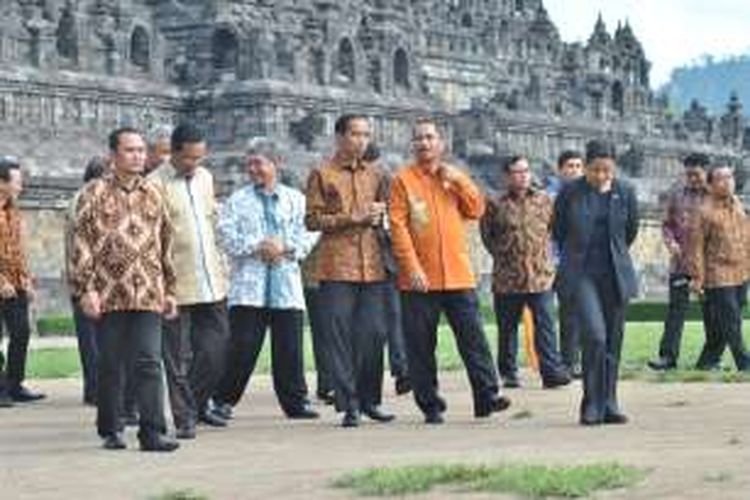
[389, 163, 485, 291]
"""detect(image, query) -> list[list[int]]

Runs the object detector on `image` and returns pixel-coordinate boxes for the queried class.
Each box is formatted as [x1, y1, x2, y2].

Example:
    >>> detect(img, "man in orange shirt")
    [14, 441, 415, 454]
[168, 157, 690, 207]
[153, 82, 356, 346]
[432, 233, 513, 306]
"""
[389, 117, 510, 424]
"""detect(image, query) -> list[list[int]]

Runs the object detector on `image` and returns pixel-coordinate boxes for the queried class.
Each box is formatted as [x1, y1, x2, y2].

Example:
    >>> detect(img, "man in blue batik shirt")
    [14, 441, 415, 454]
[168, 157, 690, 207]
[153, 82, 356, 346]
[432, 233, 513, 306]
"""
[212, 138, 320, 420]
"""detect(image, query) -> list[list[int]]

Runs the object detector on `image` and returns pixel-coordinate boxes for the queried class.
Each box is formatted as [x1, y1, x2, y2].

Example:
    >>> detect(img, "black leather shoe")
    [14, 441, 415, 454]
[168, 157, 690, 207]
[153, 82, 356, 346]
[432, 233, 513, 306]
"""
[211, 402, 233, 420]
[0, 391, 14, 408]
[199, 410, 228, 427]
[395, 376, 412, 395]
[102, 433, 127, 450]
[140, 434, 180, 452]
[175, 426, 196, 440]
[316, 390, 336, 405]
[287, 404, 320, 420]
[648, 357, 677, 371]
[424, 411, 444, 425]
[10, 385, 46, 402]
[603, 412, 629, 425]
[475, 394, 512, 418]
[362, 406, 395, 423]
[579, 416, 602, 426]
[341, 411, 360, 428]
[542, 373, 572, 389]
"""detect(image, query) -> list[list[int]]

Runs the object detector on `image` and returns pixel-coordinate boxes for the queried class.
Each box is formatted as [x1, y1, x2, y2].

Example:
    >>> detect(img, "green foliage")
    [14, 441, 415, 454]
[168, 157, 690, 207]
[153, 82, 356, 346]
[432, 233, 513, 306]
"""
[333, 463, 646, 498]
[36, 316, 75, 337]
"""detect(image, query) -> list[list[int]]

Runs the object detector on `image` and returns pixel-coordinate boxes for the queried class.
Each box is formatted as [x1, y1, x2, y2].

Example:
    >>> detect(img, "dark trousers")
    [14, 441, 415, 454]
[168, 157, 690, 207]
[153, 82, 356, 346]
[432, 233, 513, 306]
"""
[401, 290, 499, 415]
[214, 306, 309, 414]
[697, 286, 750, 370]
[97, 312, 167, 440]
[318, 281, 386, 413]
[657, 274, 692, 363]
[494, 290, 567, 382]
[575, 274, 627, 421]
[72, 298, 99, 403]
[304, 287, 334, 396]
[0, 292, 31, 390]
[385, 281, 409, 379]
[163, 300, 229, 429]
[557, 286, 580, 370]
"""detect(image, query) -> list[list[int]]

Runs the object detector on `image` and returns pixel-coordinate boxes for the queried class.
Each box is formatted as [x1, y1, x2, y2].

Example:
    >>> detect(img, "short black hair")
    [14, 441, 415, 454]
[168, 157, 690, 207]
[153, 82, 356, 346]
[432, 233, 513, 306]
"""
[108, 127, 143, 152]
[683, 152, 710, 169]
[334, 114, 368, 136]
[83, 156, 109, 183]
[0, 156, 20, 182]
[557, 150, 583, 169]
[585, 139, 616, 164]
[171, 123, 205, 152]
[502, 154, 527, 174]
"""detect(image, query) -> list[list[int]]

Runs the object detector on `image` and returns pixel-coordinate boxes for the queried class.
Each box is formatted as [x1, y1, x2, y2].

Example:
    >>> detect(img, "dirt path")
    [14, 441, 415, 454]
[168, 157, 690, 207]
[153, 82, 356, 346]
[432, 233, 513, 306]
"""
[1, 373, 748, 499]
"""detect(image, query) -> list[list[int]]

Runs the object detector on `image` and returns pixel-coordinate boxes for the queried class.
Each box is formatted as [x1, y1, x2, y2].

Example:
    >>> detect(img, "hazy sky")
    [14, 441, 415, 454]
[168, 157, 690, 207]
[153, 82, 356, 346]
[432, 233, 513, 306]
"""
[544, 0, 750, 87]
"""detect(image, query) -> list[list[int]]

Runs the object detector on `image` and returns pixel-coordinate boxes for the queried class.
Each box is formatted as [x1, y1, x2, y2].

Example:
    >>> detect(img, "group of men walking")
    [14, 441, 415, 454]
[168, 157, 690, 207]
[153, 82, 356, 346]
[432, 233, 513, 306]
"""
[1, 110, 748, 451]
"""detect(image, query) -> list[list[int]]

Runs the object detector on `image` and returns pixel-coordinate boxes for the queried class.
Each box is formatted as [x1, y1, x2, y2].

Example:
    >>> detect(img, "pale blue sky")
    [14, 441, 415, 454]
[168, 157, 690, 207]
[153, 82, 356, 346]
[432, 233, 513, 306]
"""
[545, 0, 750, 86]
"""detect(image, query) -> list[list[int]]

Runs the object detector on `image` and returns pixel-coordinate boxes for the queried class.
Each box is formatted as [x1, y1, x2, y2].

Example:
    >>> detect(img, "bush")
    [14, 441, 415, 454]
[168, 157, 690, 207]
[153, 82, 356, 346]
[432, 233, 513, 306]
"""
[36, 316, 75, 337]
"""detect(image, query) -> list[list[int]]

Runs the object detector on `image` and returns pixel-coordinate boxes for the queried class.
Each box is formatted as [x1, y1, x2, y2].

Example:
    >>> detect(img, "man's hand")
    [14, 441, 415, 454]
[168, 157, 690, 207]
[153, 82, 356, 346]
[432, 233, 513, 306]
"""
[410, 271, 429, 293]
[690, 279, 703, 296]
[437, 164, 462, 186]
[352, 202, 387, 227]
[260, 237, 286, 265]
[80, 291, 102, 319]
[163, 295, 178, 320]
[0, 282, 16, 300]
[666, 241, 681, 258]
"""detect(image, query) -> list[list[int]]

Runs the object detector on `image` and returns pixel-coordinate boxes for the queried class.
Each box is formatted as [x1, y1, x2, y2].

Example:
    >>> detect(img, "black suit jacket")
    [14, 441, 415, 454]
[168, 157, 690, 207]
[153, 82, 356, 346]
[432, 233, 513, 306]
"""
[553, 177, 640, 303]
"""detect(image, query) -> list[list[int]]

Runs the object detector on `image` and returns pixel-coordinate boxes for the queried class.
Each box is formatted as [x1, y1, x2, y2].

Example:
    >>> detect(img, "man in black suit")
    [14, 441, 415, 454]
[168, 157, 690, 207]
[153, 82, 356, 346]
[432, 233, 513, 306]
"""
[553, 140, 639, 426]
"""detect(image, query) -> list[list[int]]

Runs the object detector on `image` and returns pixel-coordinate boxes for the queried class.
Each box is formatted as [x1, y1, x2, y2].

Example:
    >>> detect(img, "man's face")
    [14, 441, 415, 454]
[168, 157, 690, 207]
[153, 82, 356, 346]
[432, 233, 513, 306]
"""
[559, 157, 584, 180]
[505, 157, 531, 192]
[247, 154, 277, 187]
[147, 138, 171, 171]
[412, 122, 445, 164]
[113, 132, 147, 175]
[585, 157, 615, 189]
[336, 118, 371, 160]
[685, 166, 707, 190]
[710, 167, 735, 198]
[0, 168, 22, 201]
[172, 141, 207, 177]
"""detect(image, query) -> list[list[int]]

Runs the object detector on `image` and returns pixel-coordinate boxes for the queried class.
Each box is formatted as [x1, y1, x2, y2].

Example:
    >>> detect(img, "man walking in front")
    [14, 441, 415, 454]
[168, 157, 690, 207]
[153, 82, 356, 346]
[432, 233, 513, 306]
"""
[0, 157, 46, 407]
[305, 115, 394, 427]
[72, 127, 179, 452]
[648, 153, 710, 371]
[390, 117, 510, 424]
[149, 124, 230, 438]
[213, 138, 319, 420]
[480, 155, 571, 389]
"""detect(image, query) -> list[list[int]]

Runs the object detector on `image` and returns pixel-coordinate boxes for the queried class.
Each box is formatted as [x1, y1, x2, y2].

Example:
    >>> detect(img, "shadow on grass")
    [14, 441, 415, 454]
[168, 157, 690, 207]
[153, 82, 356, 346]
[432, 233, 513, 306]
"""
[333, 462, 647, 498]
[148, 489, 208, 500]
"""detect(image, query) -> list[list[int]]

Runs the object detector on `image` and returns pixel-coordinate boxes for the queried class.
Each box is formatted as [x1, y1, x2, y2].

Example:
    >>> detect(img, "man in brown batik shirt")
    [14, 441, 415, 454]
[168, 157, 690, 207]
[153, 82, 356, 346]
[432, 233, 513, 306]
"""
[480, 155, 571, 389]
[305, 114, 393, 428]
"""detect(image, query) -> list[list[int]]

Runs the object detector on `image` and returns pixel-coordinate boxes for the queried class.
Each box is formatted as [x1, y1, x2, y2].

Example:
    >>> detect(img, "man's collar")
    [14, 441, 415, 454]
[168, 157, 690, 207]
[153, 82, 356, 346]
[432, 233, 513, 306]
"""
[109, 172, 144, 192]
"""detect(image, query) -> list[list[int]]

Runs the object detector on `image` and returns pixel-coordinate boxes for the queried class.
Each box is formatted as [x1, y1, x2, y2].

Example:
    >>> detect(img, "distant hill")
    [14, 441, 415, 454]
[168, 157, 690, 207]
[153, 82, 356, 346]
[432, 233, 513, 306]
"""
[662, 54, 750, 114]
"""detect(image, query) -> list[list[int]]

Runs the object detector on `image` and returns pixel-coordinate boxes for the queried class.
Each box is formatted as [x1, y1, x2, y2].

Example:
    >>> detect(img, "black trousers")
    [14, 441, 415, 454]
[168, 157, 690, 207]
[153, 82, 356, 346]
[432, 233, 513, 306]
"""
[697, 286, 750, 370]
[97, 312, 167, 440]
[656, 274, 693, 363]
[385, 280, 409, 379]
[556, 285, 580, 370]
[214, 306, 309, 414]
[0, 292, 31, 390]
[72, 297, 99, 403]
[163, 300, 229, 429]
[304, 287, 334, 396]
[494, 290, 567, 382]
[401, 290, 499, 415]
[318, 281, 387, 413]
[575, 273, 627, 421]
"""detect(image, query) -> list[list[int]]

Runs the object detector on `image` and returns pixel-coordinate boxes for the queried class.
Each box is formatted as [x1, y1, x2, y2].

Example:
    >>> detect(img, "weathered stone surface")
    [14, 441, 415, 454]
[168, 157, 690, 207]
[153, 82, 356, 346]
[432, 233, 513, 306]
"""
[0, 1, 746, 315]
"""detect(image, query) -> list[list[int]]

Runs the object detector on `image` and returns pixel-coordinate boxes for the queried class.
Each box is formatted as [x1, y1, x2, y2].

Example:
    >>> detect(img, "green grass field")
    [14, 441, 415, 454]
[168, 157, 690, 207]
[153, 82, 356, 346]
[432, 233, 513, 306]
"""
[25, 320, 750, 382]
